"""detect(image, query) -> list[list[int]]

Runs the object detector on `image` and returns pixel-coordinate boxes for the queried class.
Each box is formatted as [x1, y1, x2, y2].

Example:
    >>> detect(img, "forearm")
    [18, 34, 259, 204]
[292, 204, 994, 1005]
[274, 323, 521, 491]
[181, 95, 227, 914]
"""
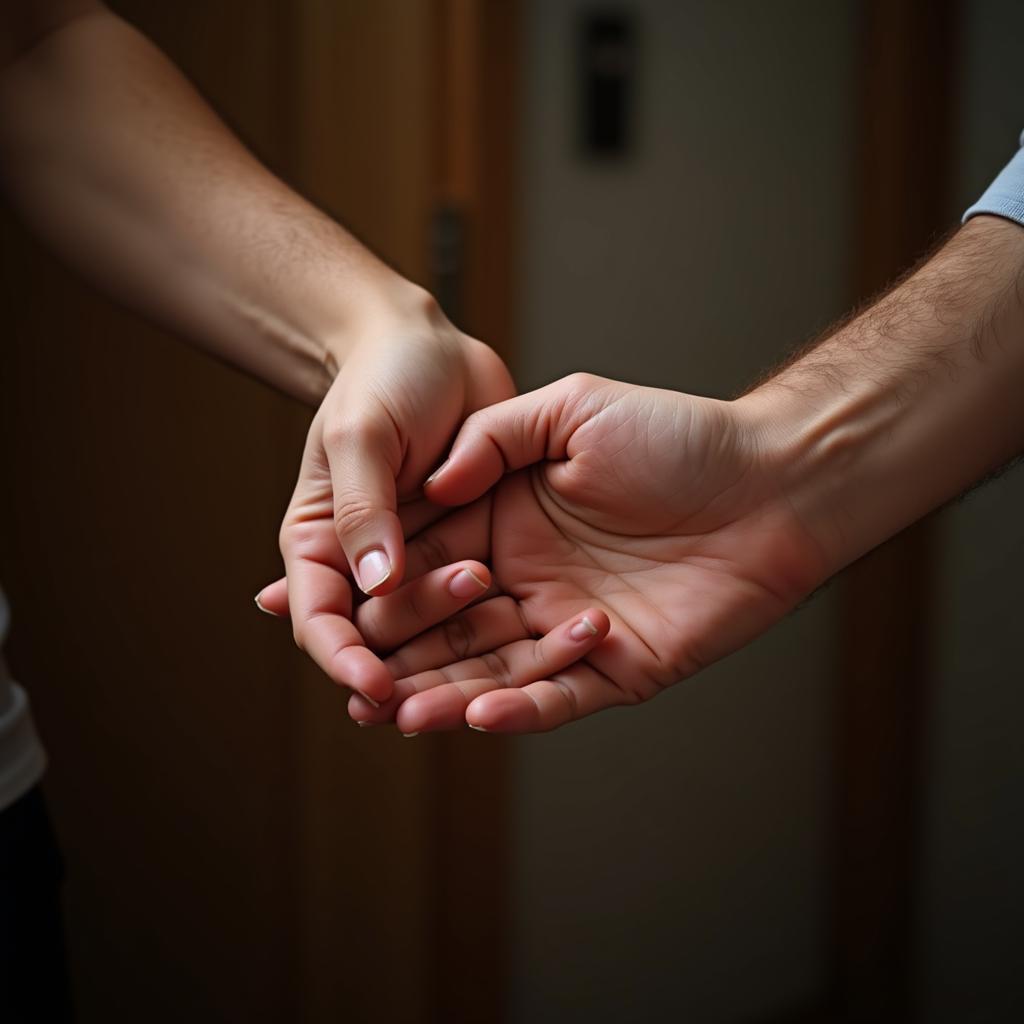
[0, 3, 417, 403]
[740, 215, 1024, 576]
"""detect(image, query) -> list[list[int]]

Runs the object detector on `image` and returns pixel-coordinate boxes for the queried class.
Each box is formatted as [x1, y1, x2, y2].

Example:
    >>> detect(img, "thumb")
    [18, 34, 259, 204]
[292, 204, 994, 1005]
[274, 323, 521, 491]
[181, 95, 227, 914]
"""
[424, 372, 608, 506]
[323, 411, 406, 597]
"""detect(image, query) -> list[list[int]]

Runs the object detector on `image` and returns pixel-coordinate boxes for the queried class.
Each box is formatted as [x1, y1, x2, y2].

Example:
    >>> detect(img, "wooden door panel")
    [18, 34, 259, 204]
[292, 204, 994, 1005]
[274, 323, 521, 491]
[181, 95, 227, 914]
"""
[0, 2, 473, 1021]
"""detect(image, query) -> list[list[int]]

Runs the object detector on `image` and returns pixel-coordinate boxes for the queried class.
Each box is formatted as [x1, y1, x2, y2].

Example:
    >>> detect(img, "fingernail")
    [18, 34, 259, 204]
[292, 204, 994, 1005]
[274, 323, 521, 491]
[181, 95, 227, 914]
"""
[448, 568, 488, 599]
[569, 616, 599, 641]
[356, 721, 373, 728]
[254, 592, 280, 617]
[468, 724, 489, 733]
[356, 549, 391, 594]
[402, 732, 419, 738]
[358, 692, 381, 709]
[425, 460, 449, 485]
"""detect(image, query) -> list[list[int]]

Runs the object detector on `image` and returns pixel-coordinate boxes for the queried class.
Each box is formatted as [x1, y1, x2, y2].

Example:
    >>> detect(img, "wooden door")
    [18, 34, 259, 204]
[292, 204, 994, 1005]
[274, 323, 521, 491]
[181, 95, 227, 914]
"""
[0, 2, 516, 1021]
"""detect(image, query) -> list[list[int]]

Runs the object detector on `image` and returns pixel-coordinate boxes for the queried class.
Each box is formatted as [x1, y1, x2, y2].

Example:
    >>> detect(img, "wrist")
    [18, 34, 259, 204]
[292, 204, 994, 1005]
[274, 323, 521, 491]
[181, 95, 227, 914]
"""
[736, 374, 908, 579]
[738, 216, 1024, 578]
[317, 275, 456, 379]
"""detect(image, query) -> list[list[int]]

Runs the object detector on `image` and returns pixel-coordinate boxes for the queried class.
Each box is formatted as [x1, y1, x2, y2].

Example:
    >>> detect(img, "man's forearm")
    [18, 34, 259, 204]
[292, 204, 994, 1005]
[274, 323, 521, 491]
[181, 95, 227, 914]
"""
[739, 215, 1024, 575]
[0, 3, 419, 403]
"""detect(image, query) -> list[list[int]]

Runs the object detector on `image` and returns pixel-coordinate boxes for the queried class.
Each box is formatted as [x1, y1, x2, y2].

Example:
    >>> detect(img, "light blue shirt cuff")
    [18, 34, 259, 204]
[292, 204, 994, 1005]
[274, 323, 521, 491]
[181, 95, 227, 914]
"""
[963, 130, 1024, 227]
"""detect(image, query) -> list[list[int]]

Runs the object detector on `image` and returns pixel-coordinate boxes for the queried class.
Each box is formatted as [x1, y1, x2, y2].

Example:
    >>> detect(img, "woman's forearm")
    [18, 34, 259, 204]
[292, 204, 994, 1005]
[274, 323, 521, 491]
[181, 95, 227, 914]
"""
[0, 2, 419, 404]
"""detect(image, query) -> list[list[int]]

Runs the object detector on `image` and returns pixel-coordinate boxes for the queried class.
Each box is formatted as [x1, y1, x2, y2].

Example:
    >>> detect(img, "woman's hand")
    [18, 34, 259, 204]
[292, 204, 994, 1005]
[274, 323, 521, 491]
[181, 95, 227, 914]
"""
[268, 287, 514, 706]
[341, 373, 829, 731]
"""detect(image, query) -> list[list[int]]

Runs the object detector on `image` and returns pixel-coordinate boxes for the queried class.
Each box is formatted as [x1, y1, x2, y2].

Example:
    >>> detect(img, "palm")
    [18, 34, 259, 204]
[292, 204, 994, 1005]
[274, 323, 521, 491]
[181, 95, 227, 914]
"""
[370, 380, 825, 732]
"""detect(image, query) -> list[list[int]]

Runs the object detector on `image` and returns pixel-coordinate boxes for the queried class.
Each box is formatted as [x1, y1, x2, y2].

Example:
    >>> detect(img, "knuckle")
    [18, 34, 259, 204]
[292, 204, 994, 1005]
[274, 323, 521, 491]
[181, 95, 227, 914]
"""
[510, 598, 534, 639]
[550, 678, 579, 721]
[353, 606, 383, 650]
[532, 637, 547, 668]
[279, 519, 317, 556]
[481, 650, 513, 688]
[564, 371, 600, 396]
[321, 423, 352, 455]
[441, 614, 474, 662]
[322, 417, 382, 455]
[333, 499, 378, 540]
[459, 407, 488, 440]
[411, 532, 451, 573]
[405, 586, 427, 628]
[462, 401, 506, 441]
[385, 649, 410, 680]
[397, 589, 425, 634]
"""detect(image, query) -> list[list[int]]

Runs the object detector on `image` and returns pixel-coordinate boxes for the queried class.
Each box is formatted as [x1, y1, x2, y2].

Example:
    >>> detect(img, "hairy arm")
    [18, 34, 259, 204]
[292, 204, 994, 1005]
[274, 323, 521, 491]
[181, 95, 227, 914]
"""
[0, 0, 417, 403]
[741, 215, 1024, 574]
[252, 201, 1024, 733]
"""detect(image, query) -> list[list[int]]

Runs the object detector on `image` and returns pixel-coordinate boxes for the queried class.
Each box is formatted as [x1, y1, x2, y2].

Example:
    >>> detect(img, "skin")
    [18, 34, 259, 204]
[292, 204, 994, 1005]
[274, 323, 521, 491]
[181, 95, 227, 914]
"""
[259, 377, 824, 733]
[7, 6, 1022, 733]
[259, 217, 1024, 734]
[346, 376, 824, 733]
[277, 316, 513, 703]
[0, 0, 515, 706]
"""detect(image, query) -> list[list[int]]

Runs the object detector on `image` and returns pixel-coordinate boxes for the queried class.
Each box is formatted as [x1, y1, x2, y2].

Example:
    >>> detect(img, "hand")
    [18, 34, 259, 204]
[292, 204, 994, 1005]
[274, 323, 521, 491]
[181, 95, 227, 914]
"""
[342, 373, 829, 732]
[265, 287, 514, 706]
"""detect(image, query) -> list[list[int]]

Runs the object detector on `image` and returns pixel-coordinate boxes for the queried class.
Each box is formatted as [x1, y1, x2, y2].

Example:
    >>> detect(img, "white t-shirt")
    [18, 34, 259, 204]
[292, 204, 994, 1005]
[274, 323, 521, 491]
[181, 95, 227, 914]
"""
[0, 585, 47, 811]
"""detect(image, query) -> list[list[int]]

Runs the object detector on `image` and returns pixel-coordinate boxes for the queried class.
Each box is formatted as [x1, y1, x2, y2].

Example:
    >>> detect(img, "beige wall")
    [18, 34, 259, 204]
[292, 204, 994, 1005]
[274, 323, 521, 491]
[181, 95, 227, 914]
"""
[511, 2, 856, 1019]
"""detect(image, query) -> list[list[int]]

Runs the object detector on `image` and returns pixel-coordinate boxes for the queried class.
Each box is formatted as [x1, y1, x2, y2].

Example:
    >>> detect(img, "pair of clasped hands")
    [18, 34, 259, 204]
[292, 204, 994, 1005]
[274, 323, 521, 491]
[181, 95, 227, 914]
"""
[254, 294, 825, 735]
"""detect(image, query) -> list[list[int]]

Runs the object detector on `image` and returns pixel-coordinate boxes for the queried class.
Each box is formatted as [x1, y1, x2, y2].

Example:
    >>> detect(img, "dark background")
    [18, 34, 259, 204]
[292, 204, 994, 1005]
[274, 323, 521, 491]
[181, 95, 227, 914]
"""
[1, 2, 1022, 1022]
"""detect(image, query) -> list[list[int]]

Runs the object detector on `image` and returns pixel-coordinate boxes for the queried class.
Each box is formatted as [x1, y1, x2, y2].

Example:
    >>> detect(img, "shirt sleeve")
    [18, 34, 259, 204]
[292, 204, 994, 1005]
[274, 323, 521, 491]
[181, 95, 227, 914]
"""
[963, 130, 1024, 227]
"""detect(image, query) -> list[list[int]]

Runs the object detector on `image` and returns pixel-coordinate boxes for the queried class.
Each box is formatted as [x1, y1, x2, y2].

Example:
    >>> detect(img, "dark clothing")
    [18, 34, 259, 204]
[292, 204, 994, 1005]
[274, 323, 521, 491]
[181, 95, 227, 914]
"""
[0, 786, 74, 1023]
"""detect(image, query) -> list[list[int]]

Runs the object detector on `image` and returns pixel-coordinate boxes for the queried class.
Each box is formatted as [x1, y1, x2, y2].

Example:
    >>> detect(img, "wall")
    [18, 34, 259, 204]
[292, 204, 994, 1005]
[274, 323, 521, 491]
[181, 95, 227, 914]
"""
[512, 2, 856, 1020]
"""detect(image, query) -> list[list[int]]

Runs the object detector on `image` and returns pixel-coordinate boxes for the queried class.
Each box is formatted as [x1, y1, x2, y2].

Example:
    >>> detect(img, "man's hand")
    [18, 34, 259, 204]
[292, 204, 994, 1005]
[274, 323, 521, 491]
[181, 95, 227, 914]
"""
[338, 374, 827, 731]
[340, 217, 1024, 729]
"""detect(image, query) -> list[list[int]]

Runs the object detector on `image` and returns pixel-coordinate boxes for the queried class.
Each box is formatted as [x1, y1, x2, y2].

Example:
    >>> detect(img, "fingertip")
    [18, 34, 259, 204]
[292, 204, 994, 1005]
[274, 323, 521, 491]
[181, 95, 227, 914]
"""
[422, 435, 505, 507]
[353, 540, 406, 597]
[334, 645, 394, 706]
[254, 578, 289, 617]
[334, 501, 405, 596]
[348, 690, 385, 725]
[447, 561, 491, 599]
[569, 608, 610, 644]
[395, 685, 469, 734]
[394, 701, 425, 737]
[466, 690, 538, 734]
[423, 458, 450, 487]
